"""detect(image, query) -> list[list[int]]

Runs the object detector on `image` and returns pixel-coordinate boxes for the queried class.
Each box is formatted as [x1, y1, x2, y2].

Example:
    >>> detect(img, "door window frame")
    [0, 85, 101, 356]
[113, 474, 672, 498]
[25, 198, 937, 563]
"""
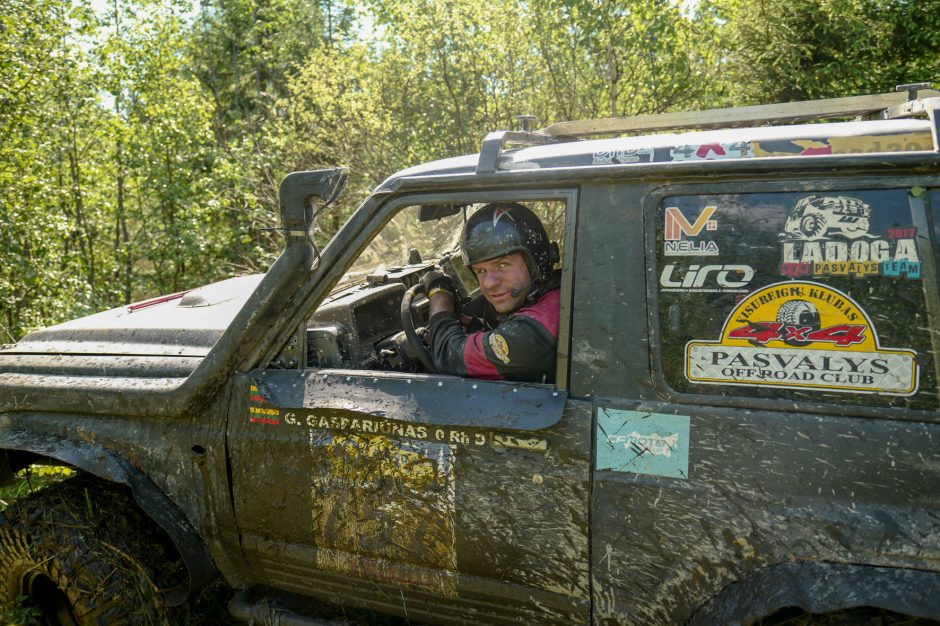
[307, 187, 580, 391]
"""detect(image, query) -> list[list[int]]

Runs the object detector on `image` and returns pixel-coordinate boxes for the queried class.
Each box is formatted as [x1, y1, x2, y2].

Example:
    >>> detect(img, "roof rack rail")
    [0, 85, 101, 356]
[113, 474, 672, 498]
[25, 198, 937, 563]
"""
[538, 86, 940, 139]
[476, 130, 558, 174]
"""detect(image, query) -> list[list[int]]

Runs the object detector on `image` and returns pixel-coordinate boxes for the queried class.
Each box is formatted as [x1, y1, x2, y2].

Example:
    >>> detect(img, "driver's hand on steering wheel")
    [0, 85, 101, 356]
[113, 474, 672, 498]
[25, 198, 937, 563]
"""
[421, 270, 457, 317]
[421, 270, 455, 299]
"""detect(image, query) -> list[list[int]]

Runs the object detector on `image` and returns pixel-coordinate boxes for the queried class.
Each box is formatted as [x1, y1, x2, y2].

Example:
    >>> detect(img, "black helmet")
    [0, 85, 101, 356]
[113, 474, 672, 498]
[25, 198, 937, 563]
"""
[461, 203, 554, 280]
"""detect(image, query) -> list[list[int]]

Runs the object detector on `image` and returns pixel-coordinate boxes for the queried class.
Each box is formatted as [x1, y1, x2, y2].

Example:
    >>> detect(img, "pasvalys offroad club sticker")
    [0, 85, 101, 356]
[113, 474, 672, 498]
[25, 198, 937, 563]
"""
[686, 281, 918, 395]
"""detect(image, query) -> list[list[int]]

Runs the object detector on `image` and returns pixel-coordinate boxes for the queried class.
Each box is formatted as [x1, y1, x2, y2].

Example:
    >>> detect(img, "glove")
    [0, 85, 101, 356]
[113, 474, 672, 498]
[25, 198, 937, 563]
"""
[421, 270, 456, 299]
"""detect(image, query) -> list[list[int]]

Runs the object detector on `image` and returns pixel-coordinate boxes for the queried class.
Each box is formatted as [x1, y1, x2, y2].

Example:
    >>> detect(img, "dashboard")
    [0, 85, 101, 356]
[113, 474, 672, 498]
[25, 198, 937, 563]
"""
[305, 256, 475, 372]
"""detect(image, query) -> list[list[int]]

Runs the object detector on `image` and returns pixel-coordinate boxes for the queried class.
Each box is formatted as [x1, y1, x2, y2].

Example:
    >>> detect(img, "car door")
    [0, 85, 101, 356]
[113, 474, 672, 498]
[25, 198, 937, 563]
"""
[226, 189, 592, 625]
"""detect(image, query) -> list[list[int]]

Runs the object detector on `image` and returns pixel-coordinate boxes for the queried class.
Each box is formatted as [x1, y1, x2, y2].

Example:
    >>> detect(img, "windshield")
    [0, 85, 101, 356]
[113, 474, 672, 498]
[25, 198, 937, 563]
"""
[332, 205, 467, 293]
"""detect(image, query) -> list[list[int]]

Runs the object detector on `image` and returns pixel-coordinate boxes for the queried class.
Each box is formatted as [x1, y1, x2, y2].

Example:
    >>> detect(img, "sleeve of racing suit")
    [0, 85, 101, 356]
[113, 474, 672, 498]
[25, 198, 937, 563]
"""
[427, 312, 471, 377]
[428, 308, 558, 383]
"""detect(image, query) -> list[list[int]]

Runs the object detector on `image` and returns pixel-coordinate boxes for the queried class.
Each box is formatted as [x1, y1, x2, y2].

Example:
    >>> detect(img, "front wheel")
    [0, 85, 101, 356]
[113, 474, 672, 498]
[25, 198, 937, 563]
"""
[0, 475, 184, 625]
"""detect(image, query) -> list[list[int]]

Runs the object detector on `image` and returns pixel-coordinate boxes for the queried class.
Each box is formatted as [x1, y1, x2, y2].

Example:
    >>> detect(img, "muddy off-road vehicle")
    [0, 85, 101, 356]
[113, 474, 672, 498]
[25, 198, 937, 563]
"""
[2, 86, 940, 626]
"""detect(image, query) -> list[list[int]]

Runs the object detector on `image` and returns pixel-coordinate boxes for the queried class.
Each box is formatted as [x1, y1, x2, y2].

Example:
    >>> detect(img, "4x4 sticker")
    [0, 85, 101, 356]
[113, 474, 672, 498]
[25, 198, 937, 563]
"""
[670, 142, 750, 161]
[686, 281, 918, 395]
[779, 195, 921, 279]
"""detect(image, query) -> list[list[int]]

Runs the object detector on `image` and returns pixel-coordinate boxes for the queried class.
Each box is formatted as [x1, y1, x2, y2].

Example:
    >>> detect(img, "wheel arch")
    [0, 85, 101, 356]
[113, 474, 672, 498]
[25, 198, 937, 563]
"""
[687, 561, 940, 626]
[0, 430, 218, 605]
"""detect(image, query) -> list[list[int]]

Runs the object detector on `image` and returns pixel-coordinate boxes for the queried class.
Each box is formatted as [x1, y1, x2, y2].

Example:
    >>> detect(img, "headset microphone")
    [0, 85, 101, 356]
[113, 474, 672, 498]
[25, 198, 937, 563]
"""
[510, 279, 535, 299]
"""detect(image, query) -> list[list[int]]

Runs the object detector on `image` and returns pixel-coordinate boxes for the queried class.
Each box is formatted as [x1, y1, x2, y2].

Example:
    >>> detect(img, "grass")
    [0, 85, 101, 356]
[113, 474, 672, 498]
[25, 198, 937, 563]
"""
[0, 467, 69, 625]
[0, 595, 41, 626]
[0, 465, 72, 512]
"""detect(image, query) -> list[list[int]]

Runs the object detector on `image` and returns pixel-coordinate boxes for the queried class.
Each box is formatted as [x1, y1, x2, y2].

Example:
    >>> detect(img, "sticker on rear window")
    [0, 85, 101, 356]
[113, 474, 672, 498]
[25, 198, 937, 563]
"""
[686, 281, 919, 395]
[778, 195, 921, 279]
[663, 205, 720, 257]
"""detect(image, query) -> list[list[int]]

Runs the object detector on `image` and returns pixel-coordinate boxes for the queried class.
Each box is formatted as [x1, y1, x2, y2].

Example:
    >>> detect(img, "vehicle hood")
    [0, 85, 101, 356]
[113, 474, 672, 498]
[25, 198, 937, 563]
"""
[2, 274, 264, 358]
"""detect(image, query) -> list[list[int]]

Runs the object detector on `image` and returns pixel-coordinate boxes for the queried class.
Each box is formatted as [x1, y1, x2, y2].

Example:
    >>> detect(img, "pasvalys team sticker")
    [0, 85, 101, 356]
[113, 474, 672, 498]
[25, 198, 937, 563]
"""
[686, 281, 918, 395]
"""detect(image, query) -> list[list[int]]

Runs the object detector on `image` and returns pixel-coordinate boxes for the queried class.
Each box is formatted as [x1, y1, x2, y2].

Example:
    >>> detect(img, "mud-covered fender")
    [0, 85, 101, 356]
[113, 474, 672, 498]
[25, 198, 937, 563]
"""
[688, 561, 940, 626]
[0, 430, 218, 605]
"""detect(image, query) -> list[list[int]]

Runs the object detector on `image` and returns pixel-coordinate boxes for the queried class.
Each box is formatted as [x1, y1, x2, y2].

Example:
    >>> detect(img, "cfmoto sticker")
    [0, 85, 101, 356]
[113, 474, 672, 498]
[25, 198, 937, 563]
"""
[592, 148, 654, 165]
[686, 281, 919, 395]
[596, 408, 690, 479]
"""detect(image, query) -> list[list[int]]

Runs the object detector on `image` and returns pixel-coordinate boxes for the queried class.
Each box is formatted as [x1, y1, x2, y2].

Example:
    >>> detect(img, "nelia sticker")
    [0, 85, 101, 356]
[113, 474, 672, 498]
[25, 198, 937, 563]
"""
[663, 205, 720, 256]
[686, 281, 919, 395]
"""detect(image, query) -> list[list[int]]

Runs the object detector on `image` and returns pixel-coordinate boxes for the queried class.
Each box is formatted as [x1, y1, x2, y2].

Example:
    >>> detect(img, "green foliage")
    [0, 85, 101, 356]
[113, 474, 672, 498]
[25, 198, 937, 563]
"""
[714, 0, 940, 102]
[0, 595, 42, 625]
[524, 0, 724, 118]
[0, 466, 73, 513]
[0, 0, 937, 339]
[0, 0, 108, 340]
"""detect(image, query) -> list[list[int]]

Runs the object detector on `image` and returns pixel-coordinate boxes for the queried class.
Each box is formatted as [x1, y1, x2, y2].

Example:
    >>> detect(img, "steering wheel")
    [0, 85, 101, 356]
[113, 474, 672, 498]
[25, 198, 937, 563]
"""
[400, 283, 438, 373]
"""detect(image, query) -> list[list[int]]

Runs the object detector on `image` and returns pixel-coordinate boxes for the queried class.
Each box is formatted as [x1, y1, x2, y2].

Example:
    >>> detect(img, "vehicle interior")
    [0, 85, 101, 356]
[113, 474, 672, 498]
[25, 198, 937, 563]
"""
[305, 200, 566, 374]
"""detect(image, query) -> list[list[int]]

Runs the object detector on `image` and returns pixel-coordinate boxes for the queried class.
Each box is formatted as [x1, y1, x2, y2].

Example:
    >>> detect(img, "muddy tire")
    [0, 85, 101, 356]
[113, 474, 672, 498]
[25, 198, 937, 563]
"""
[755, 606, 940, 625]
[0, 475, 184, 625]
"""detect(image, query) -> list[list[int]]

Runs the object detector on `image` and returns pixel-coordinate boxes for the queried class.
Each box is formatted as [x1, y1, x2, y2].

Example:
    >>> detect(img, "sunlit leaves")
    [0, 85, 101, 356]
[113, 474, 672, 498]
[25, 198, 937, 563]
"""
[714, 0, 940, 102]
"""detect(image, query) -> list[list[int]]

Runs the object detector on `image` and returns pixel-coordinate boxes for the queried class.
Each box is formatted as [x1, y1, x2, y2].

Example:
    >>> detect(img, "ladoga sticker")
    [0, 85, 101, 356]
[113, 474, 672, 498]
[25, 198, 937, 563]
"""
[779, 195, 921, 279]
[686, 281, 918, 395]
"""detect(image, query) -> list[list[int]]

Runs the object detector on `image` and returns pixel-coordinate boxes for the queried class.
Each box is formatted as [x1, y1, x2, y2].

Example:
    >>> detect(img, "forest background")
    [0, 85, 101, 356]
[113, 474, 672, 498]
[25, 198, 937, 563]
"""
[2, 0, 939, 341]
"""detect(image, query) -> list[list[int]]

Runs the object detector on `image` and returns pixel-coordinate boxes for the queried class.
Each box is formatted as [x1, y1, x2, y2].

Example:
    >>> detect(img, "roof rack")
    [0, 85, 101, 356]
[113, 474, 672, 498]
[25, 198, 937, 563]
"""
[475, 85, 940, 173]
[475, 130, 560, 174]
[538, 85, 940, 138]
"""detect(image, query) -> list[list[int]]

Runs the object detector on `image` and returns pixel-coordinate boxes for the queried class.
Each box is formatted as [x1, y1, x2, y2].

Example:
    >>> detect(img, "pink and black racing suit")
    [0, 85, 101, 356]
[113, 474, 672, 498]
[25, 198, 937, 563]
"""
[427, 288, 560, 384]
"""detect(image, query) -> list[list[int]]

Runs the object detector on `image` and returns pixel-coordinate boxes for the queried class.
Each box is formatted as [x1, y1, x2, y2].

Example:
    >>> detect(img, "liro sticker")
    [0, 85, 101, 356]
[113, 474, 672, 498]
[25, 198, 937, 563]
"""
[686, 281, 918, 395]
[660, 263, 754, 293]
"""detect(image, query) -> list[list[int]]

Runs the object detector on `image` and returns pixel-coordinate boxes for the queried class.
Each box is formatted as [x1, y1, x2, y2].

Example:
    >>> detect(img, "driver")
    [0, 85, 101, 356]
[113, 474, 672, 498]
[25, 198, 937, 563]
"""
[421, 203, 560, 383]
